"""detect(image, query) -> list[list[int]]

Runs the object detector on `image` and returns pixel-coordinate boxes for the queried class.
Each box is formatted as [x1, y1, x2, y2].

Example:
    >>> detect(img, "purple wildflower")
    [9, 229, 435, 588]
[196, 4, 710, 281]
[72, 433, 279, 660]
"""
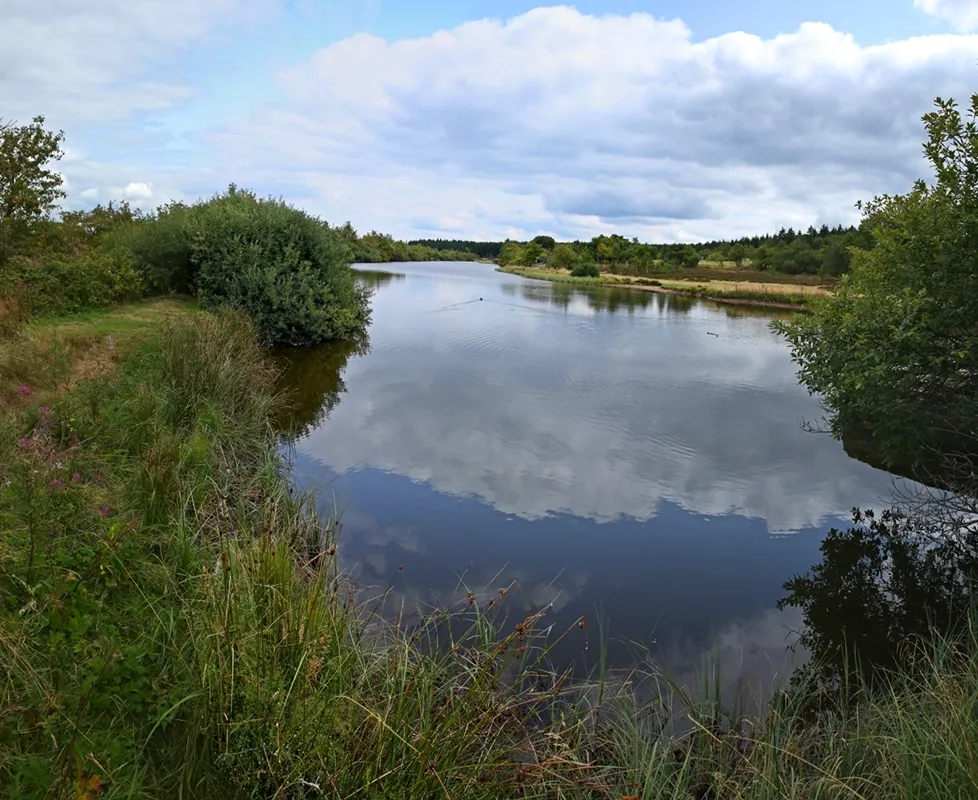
[18, 437, 32, 449]
[18, 385, 33, 396]
[39, 405, 51, 416]
[99, 506, 113, 518]
[72, 472, 81, 482]
[50, 479, 65, 490]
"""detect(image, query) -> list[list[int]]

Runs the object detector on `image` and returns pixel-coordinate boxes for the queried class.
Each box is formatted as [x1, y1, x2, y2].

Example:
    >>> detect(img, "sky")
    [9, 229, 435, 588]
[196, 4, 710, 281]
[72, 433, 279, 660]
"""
[5, 0, 978, 243]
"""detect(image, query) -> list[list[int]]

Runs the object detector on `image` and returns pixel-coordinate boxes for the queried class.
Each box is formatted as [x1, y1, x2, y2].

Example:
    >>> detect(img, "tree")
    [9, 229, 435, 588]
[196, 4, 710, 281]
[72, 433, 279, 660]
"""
[549, 243, 579, 270]
[777, 93, 978, 484]
[0, 115, 66, 263]
[497, 241, 523, 267]
[818, 240, 850, 276]
[520, 242, 546, 265]
[531, 234, 556, 250]
[729, 243, 747, 267]
[680, 245, 700, 267]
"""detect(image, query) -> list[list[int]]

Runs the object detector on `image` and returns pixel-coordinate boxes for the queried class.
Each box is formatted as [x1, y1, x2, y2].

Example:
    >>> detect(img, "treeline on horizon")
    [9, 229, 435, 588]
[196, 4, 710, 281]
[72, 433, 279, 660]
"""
[411, 223, 873, 277]
[336, 224, 483, 263]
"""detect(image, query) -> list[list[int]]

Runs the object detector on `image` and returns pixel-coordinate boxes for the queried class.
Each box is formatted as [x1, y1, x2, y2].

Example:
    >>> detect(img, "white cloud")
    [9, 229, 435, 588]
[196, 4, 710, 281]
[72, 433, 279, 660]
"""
[9, 4, 978, 240]
[208, 8, 978, 240]
[0, 0, 265, 126]
[0, 0, 273, 212]
[916, 0, 978, 32]
[123, 181, 155, 200]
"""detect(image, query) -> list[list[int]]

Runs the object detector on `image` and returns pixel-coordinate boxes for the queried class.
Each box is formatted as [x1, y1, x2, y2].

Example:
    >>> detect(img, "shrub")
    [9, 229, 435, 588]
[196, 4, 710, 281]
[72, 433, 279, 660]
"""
[190, 188, 371, 347]
[7, 247, 144, 317]
[571, 262, 600, 278]
[103, 201, 197, 295]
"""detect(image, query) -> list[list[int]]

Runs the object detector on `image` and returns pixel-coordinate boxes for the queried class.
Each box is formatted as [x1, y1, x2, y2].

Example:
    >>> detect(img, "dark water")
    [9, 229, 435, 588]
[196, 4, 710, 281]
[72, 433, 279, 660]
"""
[278, 262, 901, 694]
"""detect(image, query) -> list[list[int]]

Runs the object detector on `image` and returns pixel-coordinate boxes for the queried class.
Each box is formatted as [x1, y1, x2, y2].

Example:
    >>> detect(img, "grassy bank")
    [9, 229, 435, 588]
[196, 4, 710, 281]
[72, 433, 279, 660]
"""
[3, 306, 978, 798]
[498, 266, 829, 310]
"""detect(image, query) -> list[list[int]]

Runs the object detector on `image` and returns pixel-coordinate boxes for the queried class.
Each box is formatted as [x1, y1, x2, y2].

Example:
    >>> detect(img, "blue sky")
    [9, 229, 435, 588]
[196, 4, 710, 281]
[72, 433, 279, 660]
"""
[4, 0, 978, 242]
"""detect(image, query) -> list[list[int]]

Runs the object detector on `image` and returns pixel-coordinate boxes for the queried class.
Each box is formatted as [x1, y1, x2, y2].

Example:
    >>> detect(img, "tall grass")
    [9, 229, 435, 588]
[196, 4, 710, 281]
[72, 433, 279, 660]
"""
[3, 310, 978, 799]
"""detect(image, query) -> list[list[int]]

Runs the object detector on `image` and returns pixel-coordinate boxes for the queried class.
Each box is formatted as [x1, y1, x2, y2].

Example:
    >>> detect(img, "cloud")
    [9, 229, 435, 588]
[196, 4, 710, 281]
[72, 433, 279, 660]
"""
[916, 0, 978, 32]
[123, 182, 154, 200]
[0, 0, 264, 126]
[546, 186, 713, 221]
[10, 4, 978, 239]
[206, 8, 978, 240]
[1, 0, 272, 210]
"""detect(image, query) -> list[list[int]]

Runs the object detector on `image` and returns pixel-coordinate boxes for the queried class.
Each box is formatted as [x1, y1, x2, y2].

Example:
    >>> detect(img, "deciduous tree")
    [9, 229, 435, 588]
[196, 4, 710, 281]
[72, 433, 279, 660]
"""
[777, 93, 978, 483]
[0, 115, 65, 263]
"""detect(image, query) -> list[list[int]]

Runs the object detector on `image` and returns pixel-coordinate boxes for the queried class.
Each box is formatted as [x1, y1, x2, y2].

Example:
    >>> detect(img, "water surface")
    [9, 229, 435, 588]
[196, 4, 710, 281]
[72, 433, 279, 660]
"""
[279, 262, 901, 692]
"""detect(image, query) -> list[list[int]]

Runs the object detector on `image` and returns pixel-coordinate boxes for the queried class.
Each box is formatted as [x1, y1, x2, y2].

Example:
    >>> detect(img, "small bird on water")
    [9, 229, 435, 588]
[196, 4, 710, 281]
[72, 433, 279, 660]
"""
[707, 331, 719, 337]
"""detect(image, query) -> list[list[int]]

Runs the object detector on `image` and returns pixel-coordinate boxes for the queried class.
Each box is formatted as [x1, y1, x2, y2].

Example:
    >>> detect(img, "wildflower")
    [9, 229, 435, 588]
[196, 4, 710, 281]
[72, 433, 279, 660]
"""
[18, 437, 32, 449]
[18, 385, 33, 396]
[39, 405, 51, 415]
[72, 472, 81, 482]
[50, 479, 65, 490]
[99, 505, 113, 518]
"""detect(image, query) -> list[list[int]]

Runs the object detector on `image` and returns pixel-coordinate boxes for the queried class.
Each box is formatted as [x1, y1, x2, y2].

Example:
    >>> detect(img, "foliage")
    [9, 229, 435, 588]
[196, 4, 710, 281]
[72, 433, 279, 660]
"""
[408, 238, 503, 259]
[99, 201, 196, 295]
[347, 225, 481, 263]
[0, 116, 65, 265]
[497, 241, 523, 267]
[549, 243, 579, 270]
[520, 241, 546, 265]
[58, 201, 144, 244]
[6, 246, 143, 317]
[186, 187, 370, 347]
[570, 261, 600, 278]
[777, 94, 978, 479]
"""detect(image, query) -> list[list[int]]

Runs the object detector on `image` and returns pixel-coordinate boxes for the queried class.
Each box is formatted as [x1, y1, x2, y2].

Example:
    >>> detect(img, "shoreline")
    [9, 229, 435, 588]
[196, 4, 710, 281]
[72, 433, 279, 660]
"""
[4, 300, 977, 798]
[497, 265, 820, 312]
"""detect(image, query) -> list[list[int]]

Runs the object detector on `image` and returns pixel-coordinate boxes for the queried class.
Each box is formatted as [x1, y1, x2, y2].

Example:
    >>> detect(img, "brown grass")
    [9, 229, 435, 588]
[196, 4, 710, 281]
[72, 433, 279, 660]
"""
[0, 297, 198, 410]
[654, 279, 833, 297]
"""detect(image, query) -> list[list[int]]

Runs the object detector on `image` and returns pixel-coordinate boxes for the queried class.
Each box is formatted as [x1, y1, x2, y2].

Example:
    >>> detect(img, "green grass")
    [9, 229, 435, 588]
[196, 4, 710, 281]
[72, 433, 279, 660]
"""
[3, 304, 978, 798]
[27, 296, 199, 337]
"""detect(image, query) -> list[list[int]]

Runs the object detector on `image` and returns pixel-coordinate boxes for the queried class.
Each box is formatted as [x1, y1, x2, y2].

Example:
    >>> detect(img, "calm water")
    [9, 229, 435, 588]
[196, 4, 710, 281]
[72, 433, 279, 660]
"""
[278, 262, 901, 692]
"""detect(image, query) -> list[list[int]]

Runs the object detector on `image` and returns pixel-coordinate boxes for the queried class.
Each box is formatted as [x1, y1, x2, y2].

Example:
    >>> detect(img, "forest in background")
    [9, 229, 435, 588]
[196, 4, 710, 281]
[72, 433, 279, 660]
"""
[410, 223, 871, 277]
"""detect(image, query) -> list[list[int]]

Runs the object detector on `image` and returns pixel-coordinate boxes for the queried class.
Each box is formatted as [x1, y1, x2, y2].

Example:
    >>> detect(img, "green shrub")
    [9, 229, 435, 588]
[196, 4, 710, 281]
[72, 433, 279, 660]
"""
[103, 202, 197, 295]
[7, 247, 144, 317]
[190, 188, 371, 347]
[570, 262, 600, 278]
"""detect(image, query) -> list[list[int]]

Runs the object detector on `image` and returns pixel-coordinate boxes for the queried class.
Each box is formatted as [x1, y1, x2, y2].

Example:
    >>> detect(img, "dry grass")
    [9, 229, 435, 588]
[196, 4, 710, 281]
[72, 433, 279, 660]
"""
[654, 279, 833, 297]
[0, 297, 198, 410]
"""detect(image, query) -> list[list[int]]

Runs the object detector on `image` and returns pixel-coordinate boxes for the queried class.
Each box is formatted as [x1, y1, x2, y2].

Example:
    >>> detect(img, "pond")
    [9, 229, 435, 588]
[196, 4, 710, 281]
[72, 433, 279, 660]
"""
[277, 261, 902, 696]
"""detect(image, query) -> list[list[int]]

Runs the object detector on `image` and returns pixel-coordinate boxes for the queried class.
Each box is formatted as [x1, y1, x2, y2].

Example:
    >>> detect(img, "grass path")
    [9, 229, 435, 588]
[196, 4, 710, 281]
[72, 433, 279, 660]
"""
[27, 296, 199, 338]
